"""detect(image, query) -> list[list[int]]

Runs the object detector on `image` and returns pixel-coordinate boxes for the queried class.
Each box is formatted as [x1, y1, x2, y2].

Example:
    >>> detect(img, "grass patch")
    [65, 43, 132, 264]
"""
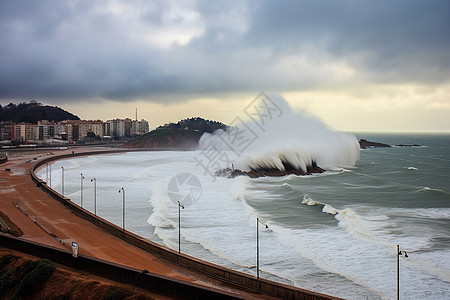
[0, 255, 56, 299]
[102, 287, 133, 300]
[0, 257, 33, 295]
[13, 258, 55, 299]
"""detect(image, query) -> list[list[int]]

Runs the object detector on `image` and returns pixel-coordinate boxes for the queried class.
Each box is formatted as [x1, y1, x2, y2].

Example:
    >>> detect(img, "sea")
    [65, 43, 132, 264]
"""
[38, 133, 450, 300]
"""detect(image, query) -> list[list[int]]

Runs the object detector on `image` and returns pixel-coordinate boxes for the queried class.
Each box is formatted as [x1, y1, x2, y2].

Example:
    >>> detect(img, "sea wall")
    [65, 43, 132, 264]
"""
[30, 149, 341, 300]
[0, 234, 242, 300]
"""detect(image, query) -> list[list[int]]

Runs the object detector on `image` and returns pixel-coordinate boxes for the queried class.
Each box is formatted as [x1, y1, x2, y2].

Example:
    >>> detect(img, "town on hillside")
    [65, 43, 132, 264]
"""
[0, 101, 149, 146]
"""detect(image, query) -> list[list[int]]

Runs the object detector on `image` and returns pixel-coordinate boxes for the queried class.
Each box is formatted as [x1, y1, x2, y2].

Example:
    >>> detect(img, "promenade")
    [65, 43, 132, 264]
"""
[0, 147, 338, 300]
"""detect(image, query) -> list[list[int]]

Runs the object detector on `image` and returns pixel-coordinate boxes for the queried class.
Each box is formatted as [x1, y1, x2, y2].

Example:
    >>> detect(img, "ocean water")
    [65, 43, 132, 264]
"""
[39, 133, 450, 299]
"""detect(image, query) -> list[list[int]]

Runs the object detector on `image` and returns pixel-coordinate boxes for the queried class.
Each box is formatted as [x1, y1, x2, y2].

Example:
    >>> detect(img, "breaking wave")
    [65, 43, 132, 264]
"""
[199, 93, 360, 173]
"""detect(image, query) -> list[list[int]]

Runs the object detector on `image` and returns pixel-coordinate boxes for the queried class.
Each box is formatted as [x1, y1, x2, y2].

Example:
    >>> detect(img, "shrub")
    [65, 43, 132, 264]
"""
[0, 266, 20, 293]
[13, 259, 55, 299]
[0, 254, 18, 272]
[102, 287, 132, 300]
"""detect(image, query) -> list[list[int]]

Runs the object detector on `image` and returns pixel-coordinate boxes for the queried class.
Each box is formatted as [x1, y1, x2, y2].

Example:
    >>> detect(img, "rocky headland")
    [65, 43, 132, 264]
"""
[123, 117, 227, 149]
[359, 139, 420, 149]
[358, 139, 391, 149]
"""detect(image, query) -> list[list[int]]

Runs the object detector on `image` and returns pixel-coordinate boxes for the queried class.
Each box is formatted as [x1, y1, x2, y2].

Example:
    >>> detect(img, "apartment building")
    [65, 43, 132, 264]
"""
[0, 117, 149, 143]
[131, 119, 150, 136]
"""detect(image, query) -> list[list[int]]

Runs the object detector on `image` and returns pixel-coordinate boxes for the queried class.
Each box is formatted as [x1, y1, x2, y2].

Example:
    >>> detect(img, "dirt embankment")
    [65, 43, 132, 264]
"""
[0, 249, 161, 300]
[0, 211, 23, 237]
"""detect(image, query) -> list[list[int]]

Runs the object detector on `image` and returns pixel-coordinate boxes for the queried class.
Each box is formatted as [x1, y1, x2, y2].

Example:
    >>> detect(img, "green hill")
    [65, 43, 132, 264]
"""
[0, 101, 79, 123]
[123, 117, 227, 149]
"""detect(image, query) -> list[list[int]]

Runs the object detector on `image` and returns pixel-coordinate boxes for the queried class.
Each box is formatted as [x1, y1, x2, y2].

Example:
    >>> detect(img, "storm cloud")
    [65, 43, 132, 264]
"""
[1, 0, 449, 104]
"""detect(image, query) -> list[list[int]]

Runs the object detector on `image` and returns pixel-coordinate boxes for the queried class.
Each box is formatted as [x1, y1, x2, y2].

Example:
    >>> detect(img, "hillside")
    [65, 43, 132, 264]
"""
[0, 101, 79, 123]
[123, 117, 227, 149]
[0, 251, 157, 299]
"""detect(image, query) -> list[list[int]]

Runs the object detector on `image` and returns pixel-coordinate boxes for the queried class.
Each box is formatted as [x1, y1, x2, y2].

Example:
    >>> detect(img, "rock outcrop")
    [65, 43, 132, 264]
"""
[359, 139, 420, 149]
[217, 161, 325, 179]
[395, 144, 421, 147]
[359, 139, 391, 149]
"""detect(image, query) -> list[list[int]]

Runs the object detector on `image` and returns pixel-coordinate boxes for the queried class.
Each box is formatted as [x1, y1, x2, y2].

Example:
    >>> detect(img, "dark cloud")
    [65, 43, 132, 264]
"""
[243, 0, 450, 83]
[0, 0, 449, 104]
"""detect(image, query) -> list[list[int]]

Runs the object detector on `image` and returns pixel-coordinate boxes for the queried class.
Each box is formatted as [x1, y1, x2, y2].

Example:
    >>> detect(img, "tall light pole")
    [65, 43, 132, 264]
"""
[91, 178, 97, 215]
[61, 167, 65, 196]
[80, 173, 85, 207]
[397, 244, 408, 300]
[257, 217, 269, 279]
[178, 201, 185, 253]
[118, 187, 125, 230]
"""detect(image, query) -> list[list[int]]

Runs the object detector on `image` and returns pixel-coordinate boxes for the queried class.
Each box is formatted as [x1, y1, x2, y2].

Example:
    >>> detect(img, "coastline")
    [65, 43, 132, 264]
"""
[0, 147, 340, 300]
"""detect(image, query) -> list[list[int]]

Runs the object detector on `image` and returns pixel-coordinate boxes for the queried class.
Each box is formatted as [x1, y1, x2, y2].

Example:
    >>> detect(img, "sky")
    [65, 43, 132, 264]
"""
[1, 0, 449, 132]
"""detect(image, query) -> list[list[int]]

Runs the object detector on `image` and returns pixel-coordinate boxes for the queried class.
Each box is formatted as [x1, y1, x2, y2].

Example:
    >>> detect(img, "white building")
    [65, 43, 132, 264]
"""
[131, 119, 149, 136]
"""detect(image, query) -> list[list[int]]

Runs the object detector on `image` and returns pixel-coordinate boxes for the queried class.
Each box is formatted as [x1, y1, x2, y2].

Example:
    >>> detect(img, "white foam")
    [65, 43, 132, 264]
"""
[407, 166, 419, 171]
[299, 196, 428, 250]
[199, 93, 360, 173]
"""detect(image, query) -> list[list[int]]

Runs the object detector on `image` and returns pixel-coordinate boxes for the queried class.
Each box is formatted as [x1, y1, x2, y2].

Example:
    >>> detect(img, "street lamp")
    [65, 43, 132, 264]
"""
[257, 217, 269, 279]
[91, 178, 97, 215]
[80, 173, 85, 207]
[397, 244, 408, 300]
[46, 163, 52, 186]
[178, 201, 185, 253]
[61, 167, 65, 196]
[118, 187, 125, 230]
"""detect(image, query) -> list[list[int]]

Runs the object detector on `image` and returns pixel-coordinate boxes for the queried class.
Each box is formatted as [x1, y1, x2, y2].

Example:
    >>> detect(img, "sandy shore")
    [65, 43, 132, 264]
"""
[0, 147, 278, 300]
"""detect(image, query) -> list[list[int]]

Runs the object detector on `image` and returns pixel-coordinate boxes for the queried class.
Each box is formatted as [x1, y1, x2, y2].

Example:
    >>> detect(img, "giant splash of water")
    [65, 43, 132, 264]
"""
[199, 93, 360, 173]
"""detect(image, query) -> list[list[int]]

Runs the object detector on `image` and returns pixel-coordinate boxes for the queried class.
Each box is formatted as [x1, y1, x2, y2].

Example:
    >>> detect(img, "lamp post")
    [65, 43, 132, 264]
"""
[61, 167, 65, 196]
[45, 163, 52, 186]
[91, 178, 96, 215]
[118, 187, 125, 230]
[256, 217, 269, 279]
[80, 173, 85, 207]
[397, 244, 408, 300]
[178, 201, 185, 253]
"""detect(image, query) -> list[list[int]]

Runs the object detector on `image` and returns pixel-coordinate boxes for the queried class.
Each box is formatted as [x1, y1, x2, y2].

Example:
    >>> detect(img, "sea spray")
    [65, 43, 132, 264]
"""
[199, 93, 360, 174]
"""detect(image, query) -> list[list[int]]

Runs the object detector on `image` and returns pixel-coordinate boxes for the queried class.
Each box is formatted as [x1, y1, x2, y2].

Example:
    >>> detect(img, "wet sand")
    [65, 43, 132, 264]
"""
[0, 147, 278, 300]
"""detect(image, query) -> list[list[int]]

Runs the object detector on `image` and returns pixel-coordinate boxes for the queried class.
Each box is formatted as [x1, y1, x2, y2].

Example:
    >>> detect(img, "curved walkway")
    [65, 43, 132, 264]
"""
[0, 147, 339, 300]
